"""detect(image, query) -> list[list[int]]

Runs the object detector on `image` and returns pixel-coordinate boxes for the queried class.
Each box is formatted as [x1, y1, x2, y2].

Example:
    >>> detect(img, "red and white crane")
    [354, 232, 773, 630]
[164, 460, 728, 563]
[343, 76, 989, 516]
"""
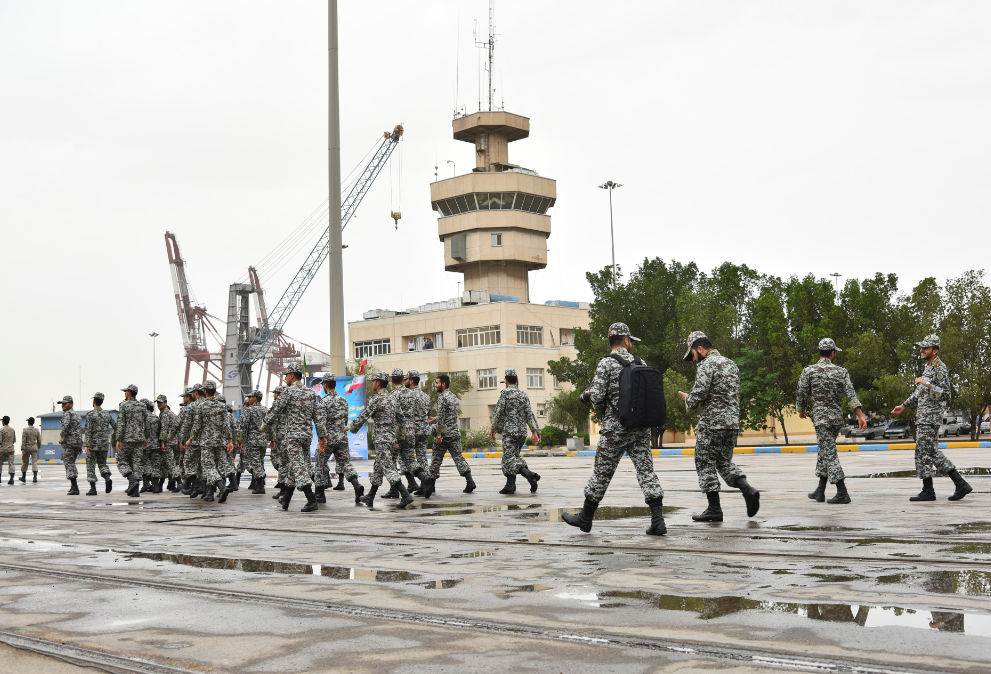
[165, 232, 224, 385]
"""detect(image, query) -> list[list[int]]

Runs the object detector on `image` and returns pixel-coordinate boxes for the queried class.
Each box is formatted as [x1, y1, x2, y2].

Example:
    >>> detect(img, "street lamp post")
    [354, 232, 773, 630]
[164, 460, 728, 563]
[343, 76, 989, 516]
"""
[149, 332, 159, 395]
[447, 159, 456, 177]
[598, 181, 622, 289]
[829, 273, 842, 302]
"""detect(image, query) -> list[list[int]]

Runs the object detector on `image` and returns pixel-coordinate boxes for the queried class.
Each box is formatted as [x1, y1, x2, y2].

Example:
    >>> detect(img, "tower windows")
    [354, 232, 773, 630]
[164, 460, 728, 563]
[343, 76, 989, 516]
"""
[432, 192, 554, 218]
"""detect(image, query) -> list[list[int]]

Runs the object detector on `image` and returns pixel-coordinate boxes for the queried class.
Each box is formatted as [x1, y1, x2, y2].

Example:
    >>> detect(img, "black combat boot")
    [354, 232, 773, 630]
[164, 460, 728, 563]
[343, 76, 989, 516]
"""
[519, 466, 541, 493]
[808, 476, 827, 502]
[395, 482, 414, 509]
[271, 482, 284, 499]
[280, 486, 295, 511]
[333, 474, 346, 491]
[139, 476, 151, 493]
[315, 486, 326, 503]
[252, 477, 266, 495]
[499, 474, 517, 494]
[202, 483, 216, 502]
[947, 469, 973, 501]
[86, 481, 97, 496]
[381, 483, 400, 499]
[227, 473, 239, 492]
[216, 479, 230, 503]
[692, 491, 723, 522]
[827, 479, 851, 504]
[166, 477, 174, 492]
[645, 496, 666, 536]
[191, 478, 205, 498]
[300, 485, 318, 512]
[33, 471, 38, 484]
[910, 477, 936, 501]
[562, 499, 598, 533]
[421, 474, 436, 498]
[462, 471, 476, 494]
[358, 483, 378, 507]
[126, 474, 141, 497]
[104, 476, 112, 493]
[18, 472, 26, 483]
[7, 473, 13, 485]
[152, 477, 163, 493]
[67, 477, 80, 495]
[180, 477, 193, 495]
[404, 471, 420, 492]
[349, 476, 365, 504]
[735, 476, 760, 516]
[234, 472, 242, 491]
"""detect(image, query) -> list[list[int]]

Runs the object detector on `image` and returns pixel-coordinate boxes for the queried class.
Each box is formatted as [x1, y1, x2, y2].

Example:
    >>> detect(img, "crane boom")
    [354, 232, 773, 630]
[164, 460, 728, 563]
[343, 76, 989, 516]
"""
[240, 124, 403, 368]
[165, 232, 193, 351]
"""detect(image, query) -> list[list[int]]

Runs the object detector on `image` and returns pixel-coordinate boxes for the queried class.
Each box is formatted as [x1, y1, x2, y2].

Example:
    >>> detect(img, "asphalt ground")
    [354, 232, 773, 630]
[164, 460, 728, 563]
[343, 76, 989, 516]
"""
[0, 447, 989, 674]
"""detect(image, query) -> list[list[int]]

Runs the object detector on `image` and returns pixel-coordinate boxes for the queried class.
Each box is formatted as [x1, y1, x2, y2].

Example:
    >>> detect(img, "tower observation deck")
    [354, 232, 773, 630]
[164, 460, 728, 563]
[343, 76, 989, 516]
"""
[430, 111, 554, 303]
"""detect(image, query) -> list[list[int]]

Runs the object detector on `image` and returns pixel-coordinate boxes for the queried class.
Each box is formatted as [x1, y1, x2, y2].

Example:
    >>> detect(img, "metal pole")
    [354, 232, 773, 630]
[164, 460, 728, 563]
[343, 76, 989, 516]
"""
[328, 0, 345, 376]
[608, 187, 616, 290]
[149, 332, 159, 395]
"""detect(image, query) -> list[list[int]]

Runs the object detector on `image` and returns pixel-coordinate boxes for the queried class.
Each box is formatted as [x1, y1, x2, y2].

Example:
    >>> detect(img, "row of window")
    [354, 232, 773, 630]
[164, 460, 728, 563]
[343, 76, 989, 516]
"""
[472, 367, 552, 390]
[354, 338, 391, 359]
[433, 192, 555, 218]
[357, 326, 570, 358]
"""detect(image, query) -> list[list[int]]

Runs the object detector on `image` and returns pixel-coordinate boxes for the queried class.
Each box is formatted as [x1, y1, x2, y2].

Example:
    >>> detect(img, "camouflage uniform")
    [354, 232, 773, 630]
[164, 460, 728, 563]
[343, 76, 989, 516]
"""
[189, 394, 232, 484]
[391, 373, 422, 475]
[429, 388, 472, 479]
[410, 376, 432, 470]
[267, 387, 288, 483]
[115, 389, 150, 480]
[350, 374, 402, 487]
[491, 377, 540, 477]
[237, 398, 269, 481]
[178, 396, 203, 480]
[20, 424, 41, 475]
[60, 402, 84, 481]
[216, 398, 237, 478]
[796, 346, 863, 484]
[684, 345, 744, 493]
[157, 399, 182, 480]
[263, 380, 326, 489]
[582, 347, 663, 504]
[901, 340, 954, 479]
[0, 424, 15, 475]
[319, 384, 356, 482]
[83, 402, 115, 482]
[140, 400, 163, 481]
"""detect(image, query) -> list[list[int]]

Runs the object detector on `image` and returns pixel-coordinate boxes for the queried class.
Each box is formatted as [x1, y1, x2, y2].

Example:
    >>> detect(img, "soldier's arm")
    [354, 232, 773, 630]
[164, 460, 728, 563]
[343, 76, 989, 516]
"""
[795, 368, 811, 413]
[260, 397, 286, 435]
[348, 399, 373, 434]
[527, 403, 540, 433]
[313, 396, 327, 439]
[930, 365, 951, 404]
[490, 392, 506, 433]
[901, 383, 921, 409]
[587, 361, 612, 406]
[189, 406, 202, 441]
[843, 371, 863, 411]
[684, 363, 712, 410]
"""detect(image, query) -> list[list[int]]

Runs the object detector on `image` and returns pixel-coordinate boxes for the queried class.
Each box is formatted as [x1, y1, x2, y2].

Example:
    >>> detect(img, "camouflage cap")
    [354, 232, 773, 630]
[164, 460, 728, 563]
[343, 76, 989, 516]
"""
[370, 370, 390, 384]
[121, 384, 138, 394]
[914, 334, 940, 349]
[272, 385, 286, 395]
[818, 337, 842, 352]
[203, 379, 218, 391]
[285, 362, 304, 376]
[318, 375, 335, 386]
[608, 322, 641, 342]
[406, 369, 419, 379]
[225, 404, 233, 412]
[215, 394, 226, 403]
[683, 331, 709, 362]
[182, 387, 193, 398]
[92, 391, 105, 401]
[58, 395, 74, 405]
[249, 389, 263, 399]
[501, 367, 517, 382]
[191, 383, 205, 393]
[141, 398, 154, 411]
[391, 367, 404, 379]
[155, 394, 168, 403]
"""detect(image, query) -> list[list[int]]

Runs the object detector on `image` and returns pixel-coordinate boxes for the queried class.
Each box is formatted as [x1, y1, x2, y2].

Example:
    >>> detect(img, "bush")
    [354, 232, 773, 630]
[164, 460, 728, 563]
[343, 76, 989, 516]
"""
[540, 425, 567, 446]
[461, 427, 493, 449]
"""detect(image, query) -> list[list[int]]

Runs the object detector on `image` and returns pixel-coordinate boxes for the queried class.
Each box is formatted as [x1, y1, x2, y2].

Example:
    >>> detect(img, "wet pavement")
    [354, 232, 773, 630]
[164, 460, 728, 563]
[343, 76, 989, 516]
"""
[0, 447, 989, 672]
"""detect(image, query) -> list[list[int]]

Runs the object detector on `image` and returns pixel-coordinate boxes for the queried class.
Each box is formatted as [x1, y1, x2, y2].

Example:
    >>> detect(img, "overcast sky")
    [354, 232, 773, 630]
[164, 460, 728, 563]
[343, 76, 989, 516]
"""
[1, 1, 988, 425]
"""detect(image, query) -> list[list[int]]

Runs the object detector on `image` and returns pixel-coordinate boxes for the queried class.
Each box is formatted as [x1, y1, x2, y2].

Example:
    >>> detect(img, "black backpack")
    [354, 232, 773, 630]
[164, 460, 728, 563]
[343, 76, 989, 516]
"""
[607, 354, 667, 429]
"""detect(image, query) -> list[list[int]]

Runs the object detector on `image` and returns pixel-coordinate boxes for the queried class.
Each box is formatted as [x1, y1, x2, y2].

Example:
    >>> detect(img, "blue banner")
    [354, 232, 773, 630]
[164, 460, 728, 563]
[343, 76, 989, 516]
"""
[307, 376, 368, 460]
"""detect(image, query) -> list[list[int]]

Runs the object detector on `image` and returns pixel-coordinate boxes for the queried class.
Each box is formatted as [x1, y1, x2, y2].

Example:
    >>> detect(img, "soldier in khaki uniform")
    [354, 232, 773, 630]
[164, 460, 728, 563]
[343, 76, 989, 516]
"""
[0, 416, 15, 485]
[20, 417, 41, 483]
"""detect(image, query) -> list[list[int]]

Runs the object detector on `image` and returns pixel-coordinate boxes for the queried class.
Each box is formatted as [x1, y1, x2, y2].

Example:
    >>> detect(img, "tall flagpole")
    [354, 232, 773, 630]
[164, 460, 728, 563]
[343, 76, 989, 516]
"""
[328, 0, 345, 376]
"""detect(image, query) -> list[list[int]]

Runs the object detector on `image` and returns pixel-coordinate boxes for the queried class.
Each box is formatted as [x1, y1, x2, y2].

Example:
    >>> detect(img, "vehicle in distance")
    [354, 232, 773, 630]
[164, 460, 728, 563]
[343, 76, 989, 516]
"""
[850, 424, 888, 441]
[884, 422, 913, 440]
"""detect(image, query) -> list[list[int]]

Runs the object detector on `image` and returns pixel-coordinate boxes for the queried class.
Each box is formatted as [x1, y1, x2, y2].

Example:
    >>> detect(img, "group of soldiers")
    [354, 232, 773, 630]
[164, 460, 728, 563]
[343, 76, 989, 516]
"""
[31, 361, 545, 513]
[0, 416, 42, 484]
[562, 323, 973, 536]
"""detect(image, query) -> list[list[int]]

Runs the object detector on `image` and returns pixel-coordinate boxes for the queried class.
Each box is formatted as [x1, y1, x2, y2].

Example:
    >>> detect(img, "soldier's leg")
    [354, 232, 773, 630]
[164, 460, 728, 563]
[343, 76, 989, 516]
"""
[814, 424, 844, 483]
[95, 449, 111, 479]
[448, 438, 471, 476]
[428, 437, 446, 479]
[285, 440, 312, 489]
[313, 447, 331, 487]
[63, 446, 80, 481]
[415, 435, 429, 472]
[85, 450, 98, 483]
[2, 451, 13, 480]
[332, 443, 358, 481]
[914, 425, 940, 479]
[200, 444, 222, 484]
[693, 428, 720, 492]
[28, 450, 39, 481]
[582, 434, 624, 504]
[399, 438, 421, 474]
[627, 430, 664, 502]
[501, 435, 525, 477]
[712, 429, 745, 487]
[376, 443, 403, 487]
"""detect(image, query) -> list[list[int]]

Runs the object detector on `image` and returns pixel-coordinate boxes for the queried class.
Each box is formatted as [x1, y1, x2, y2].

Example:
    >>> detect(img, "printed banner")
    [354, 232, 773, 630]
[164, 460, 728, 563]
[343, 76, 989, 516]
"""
[307, 376, 368, 460]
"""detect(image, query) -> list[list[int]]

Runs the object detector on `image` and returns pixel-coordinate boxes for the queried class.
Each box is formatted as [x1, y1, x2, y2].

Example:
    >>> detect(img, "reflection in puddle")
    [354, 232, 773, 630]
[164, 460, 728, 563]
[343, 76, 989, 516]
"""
[600, 591, 991, 636]
[875, 570, 991, 597]
[491, 584, 553, 599]
[939, 521, 991, 535]
[418, 579, 465, 589]
[119, 550, 423, 582]
[779, 525, 869, 532]
[850, 468, 990, 479]
[449, 551, 494, 558]
[515, 506, 683, 523]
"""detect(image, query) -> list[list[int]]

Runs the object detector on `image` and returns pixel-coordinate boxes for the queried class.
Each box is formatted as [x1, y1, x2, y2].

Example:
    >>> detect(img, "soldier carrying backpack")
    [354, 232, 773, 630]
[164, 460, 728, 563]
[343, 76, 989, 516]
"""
[562, 322, 667, 536]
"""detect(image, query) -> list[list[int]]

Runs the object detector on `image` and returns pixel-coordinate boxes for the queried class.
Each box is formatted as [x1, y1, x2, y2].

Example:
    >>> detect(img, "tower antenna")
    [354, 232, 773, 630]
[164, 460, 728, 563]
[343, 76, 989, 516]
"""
[475, 1, 496, 111]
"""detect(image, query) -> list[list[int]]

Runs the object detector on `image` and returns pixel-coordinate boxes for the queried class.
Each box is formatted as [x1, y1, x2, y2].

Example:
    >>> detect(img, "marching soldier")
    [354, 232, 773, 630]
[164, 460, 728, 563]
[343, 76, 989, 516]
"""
[188, 380, 233, 503]
[407, 370, 432, 495]
[261, 363, 326, 512]
[58, 396, 84, 495]
[140, 399, 163, 493]
[388, 367, 430, 496]
[490, 368, 542, 494]
[179, 384, 206, 497]
[348, 370, 415, 508]
[115, 384, 150, 498]
[317, 375, 365, 503]
[20, 417, 41, 484]
[215, 395, 239, 492]
[267, 385, 289, 499]
[237, 390, 269, 494]
[679, 330, 760, 522]
[564, 323, 666, 536]
[157, 395, 182, 493]
[0, 417, 15, 485]
[891, 335, 972, 502]
[426, 374, 473, 497]
[796, 338, 867, 504]
[175, 387, 200, 495]
[83, 393, 115, 494]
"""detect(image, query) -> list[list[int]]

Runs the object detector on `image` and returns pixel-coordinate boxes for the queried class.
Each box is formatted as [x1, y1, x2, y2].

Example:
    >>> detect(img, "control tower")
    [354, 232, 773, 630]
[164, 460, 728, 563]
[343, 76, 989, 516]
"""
[430, 111, 555, 303]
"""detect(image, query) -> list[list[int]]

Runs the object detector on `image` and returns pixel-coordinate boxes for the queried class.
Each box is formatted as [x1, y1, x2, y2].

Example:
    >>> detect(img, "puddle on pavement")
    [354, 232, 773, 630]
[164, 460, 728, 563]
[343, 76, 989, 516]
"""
[449, 551, 494, 558]
[850, 467, 990, 479]
[875, 570, 991, 597]
[600, 590, 991, 636]
[491, 584, 554, 599]
[779, 525, 870, 532]
[418, 579, 466, 589]
[118, 550, 425, 583]
[942, 543, 991, 555]
[939, 521, 991, 535]
[512, 505, 683, 523]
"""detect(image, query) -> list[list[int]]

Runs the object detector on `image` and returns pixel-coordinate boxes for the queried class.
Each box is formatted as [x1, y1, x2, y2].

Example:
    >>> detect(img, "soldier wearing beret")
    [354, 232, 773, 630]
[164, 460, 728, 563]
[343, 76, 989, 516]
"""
[891, 335, 972, 502]
[796, 338, 867, 504]
[490, 368, 542, 494]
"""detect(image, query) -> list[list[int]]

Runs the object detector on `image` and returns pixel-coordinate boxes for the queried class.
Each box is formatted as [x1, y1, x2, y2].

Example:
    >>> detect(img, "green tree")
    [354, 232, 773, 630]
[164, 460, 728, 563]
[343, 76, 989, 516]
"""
[662, 369, 697, 447]
[939, 271, 991, 440]
[546, 389, 590, 434]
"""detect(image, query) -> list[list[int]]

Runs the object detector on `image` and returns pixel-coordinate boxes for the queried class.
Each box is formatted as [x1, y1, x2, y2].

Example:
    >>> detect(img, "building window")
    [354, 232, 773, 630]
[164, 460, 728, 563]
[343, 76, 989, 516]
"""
[537, 406, 545, 417]
[459, 418, 471, 431]
[457, 325, 501, 348]
[477, 368, 497, 390]
[517, 325, 543, 346]
[434, 192, 554, 218]
[553, 375, 561, 389]
[354, 339, 390, 359]
[491, 233, 503, 246]
[560, 329, 574, 345]
[450, 370, 468, 381]
[526, 368, 544, 389]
